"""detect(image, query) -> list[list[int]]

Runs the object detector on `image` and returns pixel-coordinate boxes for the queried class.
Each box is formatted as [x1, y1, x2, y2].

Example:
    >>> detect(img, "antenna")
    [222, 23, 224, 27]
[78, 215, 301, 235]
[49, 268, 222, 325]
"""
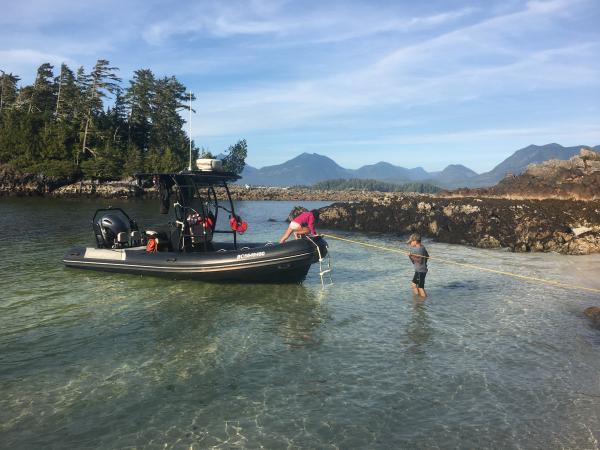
[188, 91, 193, 171]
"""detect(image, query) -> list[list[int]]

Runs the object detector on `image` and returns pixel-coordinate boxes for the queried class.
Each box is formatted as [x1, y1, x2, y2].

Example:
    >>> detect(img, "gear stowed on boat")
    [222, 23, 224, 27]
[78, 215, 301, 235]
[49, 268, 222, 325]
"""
[62, 161, 329, 283]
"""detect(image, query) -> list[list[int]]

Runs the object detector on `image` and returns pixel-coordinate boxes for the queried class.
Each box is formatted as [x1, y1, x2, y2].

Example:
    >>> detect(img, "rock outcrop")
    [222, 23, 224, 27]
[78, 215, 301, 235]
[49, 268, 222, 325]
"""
[444, 148, 600, 200]
[1, 175, 396, 201]
[584, 307, 600, 328]
[225, 186, 396, 202]
[317, 195, 600, 255]
[0, 165, 77, 195]
[5, 152, 600, 255]
[50, 179, 144, 198]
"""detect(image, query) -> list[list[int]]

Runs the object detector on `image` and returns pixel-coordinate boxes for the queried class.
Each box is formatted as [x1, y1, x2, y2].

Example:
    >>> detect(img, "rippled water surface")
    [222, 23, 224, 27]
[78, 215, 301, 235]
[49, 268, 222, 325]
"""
[1, 198, 600, 449]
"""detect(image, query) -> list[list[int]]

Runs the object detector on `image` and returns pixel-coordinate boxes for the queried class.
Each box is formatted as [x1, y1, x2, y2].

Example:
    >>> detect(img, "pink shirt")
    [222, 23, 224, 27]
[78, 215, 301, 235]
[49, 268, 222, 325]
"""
[292, 211, 316, 235]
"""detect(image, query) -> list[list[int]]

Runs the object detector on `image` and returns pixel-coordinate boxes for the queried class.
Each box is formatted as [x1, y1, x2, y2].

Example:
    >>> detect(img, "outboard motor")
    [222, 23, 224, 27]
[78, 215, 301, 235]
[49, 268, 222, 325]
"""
[95, 213, 130, 248]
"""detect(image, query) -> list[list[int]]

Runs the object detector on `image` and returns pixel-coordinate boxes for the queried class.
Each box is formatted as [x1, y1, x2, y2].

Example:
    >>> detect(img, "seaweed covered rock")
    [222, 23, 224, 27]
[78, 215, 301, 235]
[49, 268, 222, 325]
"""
[445, 148, 600, 201]
[584, 307, 600, 328]
[317, 196, 600, 255]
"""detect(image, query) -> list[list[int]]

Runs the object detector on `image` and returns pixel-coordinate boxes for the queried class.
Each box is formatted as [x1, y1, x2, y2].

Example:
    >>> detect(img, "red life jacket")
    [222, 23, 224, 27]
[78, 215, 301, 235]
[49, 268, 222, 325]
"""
[146, 238, 158, 252]
[188, 213, 215, 230]
[229, 215, 248, 234]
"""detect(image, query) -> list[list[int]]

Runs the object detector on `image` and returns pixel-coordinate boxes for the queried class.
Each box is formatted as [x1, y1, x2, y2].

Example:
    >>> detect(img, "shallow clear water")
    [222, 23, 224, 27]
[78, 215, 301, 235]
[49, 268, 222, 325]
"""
[1, 198, 600, 449]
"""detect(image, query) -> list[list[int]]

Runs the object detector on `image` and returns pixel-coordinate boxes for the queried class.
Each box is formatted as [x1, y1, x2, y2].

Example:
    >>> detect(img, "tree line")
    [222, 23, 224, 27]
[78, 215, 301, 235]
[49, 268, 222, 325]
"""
[0, 60, 246, 180]
[313, 178, 441, 193]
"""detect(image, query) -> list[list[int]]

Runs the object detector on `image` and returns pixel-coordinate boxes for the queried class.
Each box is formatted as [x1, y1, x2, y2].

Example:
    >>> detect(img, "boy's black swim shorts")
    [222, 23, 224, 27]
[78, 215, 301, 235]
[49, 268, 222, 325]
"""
[412, 272, 426, 289]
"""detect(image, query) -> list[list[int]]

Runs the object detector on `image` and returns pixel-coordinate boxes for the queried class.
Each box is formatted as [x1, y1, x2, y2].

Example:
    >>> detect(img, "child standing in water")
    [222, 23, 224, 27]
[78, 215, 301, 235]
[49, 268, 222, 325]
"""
[407, 233, 429, 298]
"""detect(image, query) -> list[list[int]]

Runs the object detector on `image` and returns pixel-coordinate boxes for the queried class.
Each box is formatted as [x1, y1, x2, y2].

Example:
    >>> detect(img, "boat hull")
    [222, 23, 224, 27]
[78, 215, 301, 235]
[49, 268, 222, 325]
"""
[62, 237, 328, 283]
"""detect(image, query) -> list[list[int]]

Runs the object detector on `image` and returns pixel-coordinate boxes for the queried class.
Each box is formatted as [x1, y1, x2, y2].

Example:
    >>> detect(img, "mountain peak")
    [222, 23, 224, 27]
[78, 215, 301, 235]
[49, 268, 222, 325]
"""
[240, 143, 599, 189]
[241, 151, 347, 186]
[471, 143, 589, 188]
[442, 163, 476, 172]
[432, 164, 478, 187]
[292, 152, 335, 162]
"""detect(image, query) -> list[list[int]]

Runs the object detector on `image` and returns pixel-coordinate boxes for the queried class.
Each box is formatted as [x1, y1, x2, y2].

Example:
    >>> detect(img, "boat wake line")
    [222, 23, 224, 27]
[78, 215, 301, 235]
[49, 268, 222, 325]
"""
[321, 233, 600, 294]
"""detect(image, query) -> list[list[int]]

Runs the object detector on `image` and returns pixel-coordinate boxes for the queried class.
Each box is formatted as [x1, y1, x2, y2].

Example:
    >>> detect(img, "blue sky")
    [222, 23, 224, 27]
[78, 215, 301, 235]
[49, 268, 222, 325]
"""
[1, 0, 599, 172]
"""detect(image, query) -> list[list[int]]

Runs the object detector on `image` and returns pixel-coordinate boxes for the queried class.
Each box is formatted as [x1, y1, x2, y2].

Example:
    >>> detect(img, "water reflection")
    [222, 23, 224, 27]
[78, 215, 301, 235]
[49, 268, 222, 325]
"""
[405, 298, 433, 354]
[4, 199, 600, 449]
[149, 283, 330, 352]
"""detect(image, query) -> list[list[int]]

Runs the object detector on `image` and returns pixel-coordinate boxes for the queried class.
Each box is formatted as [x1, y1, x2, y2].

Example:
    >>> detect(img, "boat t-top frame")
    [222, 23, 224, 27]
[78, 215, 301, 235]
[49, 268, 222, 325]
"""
[135, 170, 242, 252]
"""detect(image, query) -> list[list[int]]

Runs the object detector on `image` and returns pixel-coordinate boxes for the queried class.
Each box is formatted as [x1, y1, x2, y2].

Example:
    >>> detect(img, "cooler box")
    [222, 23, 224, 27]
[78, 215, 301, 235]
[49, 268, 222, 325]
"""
[196, 159, 223, 172]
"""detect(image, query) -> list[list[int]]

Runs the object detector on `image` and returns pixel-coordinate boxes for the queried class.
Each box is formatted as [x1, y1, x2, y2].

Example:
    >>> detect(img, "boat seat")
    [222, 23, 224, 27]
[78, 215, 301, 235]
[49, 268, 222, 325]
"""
[130, 230, 141, 247]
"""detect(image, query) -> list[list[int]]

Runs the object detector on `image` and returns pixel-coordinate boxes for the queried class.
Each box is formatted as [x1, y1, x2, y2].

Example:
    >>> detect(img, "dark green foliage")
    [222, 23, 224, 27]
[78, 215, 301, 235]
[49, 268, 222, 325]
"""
[0, 60, 249, 181]
[122, 145, 144, 178]
[55, 63, 79, 121]
[221, 139, 247, 174]
[28, 63, 56, 115]
[29, 159, 80, 178]
[124, 69, 155, 153]
[0, 72, 20, 109]
[313, 178, 441, 193]
[198, 147, 214, 159]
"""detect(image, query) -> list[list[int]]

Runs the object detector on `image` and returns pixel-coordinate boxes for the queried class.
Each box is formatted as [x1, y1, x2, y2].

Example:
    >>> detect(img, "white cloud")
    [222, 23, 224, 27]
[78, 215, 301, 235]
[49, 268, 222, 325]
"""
[142, 1, 474, 45]
[325, 122, 600, 147]
[1, 0, 597, 170]
[0, 49, 74, 75]
[190, 0, 599, 137]
[0, 0, 89, 25]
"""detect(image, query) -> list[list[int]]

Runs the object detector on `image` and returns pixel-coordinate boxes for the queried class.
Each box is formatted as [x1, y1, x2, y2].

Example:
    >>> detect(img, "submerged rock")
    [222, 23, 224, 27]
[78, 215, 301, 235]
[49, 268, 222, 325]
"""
[584, 307, 600, 328]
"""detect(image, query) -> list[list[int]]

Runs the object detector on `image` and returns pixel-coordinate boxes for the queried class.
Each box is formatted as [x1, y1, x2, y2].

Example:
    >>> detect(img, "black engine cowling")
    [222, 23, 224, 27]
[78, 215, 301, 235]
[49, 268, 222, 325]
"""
[95, 213, 130, 248]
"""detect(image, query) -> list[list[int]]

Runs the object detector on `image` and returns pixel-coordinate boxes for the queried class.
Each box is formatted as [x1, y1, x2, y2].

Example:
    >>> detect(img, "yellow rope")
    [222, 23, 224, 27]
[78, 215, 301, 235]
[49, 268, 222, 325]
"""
[321, 233, 600, 294]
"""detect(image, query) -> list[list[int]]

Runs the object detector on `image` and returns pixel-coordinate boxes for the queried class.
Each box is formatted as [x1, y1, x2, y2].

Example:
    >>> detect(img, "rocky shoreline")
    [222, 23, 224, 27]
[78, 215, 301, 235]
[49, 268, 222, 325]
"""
[440, 148, 600, 201]
[0, 170, 406, 201]
[317, 195, 600, 255]
[47, 182, 390, 201]
[3, 165, 600, 255]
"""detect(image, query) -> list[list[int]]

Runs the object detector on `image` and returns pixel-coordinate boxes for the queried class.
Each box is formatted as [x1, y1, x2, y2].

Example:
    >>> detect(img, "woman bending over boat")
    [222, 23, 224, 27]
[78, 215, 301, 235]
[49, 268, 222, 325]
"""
[279, 210, 320, 243]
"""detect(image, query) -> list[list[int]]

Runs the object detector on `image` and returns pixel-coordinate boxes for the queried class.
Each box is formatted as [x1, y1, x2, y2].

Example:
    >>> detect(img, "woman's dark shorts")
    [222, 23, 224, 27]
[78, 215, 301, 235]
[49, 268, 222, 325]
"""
[412, 272, 427, 289]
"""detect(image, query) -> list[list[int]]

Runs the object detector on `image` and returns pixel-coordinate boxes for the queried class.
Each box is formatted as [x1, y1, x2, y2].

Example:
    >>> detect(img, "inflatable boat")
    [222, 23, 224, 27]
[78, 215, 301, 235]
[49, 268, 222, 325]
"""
[62, 168, 329, 283]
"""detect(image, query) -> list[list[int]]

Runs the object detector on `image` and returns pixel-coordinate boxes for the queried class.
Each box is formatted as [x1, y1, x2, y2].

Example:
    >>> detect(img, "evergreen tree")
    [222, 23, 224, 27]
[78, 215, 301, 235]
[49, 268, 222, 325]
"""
[106, 91, 127, 148]
[54, 63, 79, 121]
[122, 144, 144, 177]
[79, 59, 121, 165]
[124, 69, 155, 153]
[0, 72, 20, 110]
[221, 139, 247, 174]
[28, 63, 56, 115]
[198, 146, 214, 159]
[40, 121, 72, 161]
[312, 178, 441, 193]
[147, 76, 193, 170]
[0, 109, 44, 166]
[0, 59, 234, 183]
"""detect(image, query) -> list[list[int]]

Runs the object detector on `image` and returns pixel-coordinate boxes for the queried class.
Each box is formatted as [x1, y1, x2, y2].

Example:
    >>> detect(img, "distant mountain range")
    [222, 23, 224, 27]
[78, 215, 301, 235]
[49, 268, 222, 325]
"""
[240, 143, 600, 188]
